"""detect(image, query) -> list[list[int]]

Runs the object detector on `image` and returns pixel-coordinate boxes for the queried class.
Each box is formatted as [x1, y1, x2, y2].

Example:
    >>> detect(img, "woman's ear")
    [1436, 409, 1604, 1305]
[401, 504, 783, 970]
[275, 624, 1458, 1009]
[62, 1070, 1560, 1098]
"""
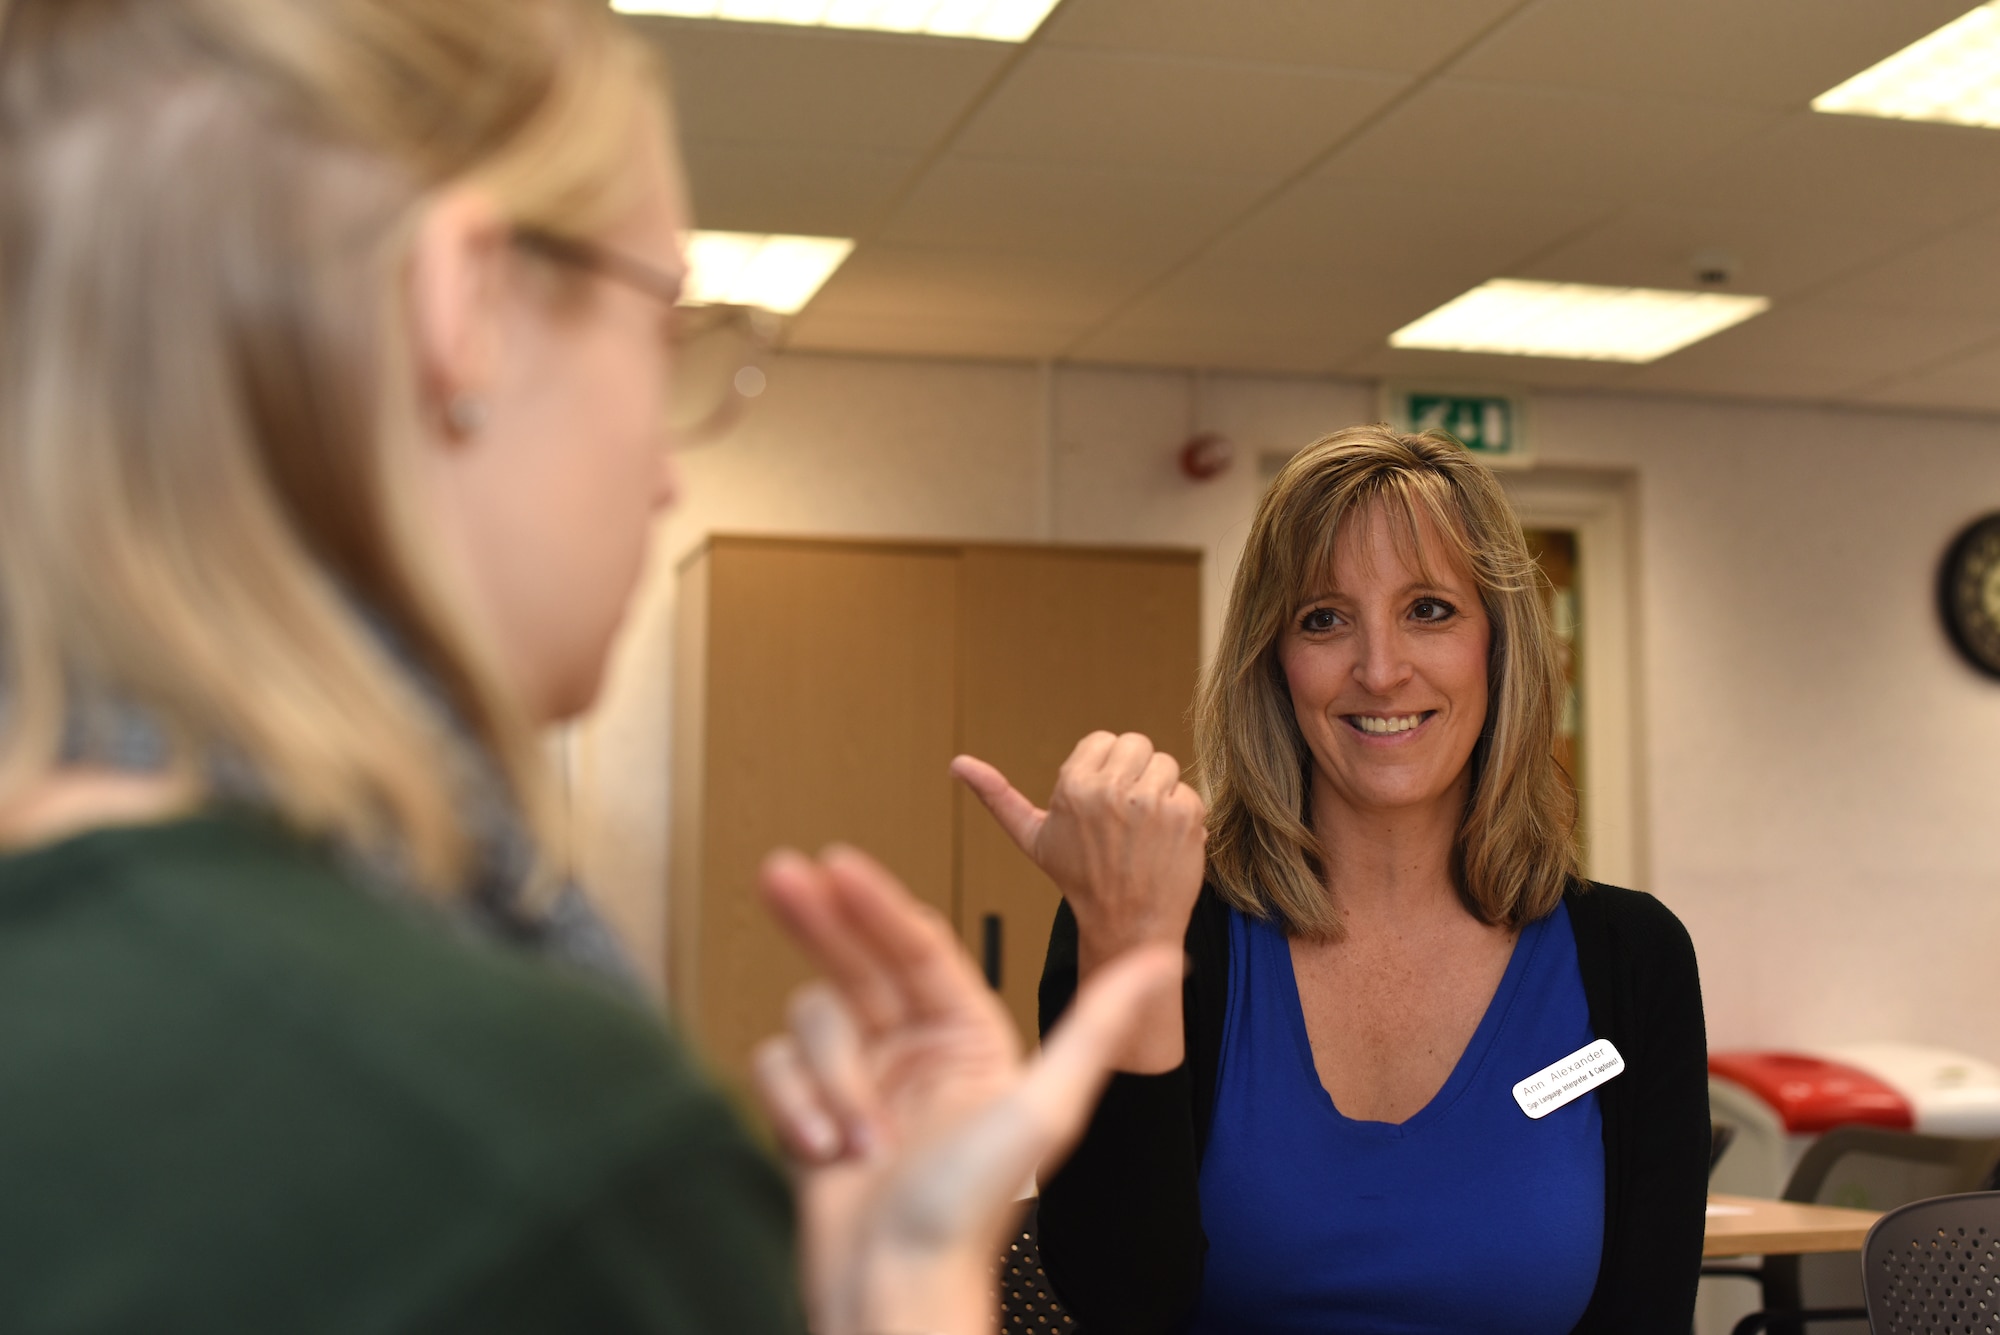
[406, 187, 510, 443]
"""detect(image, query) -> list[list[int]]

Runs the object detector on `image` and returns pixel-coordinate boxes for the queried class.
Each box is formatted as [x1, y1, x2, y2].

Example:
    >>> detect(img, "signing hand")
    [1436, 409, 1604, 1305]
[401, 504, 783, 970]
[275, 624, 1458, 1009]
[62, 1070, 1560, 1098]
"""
[951, 732, 1207, 964]
[751, 845, 1181, 1335]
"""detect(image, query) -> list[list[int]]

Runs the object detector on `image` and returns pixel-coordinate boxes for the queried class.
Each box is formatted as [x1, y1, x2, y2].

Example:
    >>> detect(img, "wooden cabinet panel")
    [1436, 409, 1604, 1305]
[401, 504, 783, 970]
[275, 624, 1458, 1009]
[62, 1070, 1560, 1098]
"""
[955, 547, 1201, 1044]
[674, 538, 959, 1089]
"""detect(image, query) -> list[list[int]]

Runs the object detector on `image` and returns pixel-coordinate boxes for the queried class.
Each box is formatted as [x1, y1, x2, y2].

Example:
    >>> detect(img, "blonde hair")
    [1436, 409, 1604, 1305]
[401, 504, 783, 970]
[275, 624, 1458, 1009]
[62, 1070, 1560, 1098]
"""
[1194, 425, 1578, 939]
[0, 0, 667, 886]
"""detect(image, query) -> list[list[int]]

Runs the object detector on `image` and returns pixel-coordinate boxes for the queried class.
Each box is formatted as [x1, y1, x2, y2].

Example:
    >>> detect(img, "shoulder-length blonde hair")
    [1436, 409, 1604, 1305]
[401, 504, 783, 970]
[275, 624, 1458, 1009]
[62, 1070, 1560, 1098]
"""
[1194, 424, 1577, 940]
[0, 0, 667, 887]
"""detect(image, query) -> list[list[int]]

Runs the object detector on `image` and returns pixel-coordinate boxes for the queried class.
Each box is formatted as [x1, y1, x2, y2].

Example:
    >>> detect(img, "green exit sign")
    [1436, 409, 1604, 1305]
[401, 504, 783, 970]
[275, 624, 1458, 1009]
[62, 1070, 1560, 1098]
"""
[1384, 386, 1530, 465]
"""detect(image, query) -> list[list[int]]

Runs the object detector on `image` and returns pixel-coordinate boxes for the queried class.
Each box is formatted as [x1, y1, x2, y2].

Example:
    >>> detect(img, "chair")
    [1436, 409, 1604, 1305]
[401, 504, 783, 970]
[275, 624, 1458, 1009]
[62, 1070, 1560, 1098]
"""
[1860, 1190, 2000, 1333]
[998, 1198, 1081, 1332]
[1713, 1120, 1739, 1176]
[1705, 1127, 2000, 1335]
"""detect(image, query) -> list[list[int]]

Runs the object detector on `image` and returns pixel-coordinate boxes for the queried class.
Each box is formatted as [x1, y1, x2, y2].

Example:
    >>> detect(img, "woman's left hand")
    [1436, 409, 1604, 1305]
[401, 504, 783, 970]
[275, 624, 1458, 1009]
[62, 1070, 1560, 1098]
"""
[751, 845, 1181, 1335]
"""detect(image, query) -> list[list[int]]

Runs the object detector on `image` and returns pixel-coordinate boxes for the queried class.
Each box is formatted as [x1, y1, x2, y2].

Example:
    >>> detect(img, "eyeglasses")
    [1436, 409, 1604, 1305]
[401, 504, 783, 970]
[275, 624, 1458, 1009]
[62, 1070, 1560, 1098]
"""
[511, 226, 780, 445]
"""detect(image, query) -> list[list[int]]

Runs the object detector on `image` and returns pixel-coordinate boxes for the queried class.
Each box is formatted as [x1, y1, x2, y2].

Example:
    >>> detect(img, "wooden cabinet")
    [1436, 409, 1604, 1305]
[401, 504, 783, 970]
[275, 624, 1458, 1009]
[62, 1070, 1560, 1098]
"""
[671, 535, 1200, 1086]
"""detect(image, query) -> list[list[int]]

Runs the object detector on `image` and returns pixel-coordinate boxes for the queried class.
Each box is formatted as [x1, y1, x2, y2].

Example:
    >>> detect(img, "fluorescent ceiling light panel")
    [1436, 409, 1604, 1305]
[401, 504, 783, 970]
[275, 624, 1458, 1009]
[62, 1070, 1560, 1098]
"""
[1813, 3, 2000, 128]
[611, 0, 1060, 42]
[683, 231, 854, 315]
[1389, 279, 1770, 363]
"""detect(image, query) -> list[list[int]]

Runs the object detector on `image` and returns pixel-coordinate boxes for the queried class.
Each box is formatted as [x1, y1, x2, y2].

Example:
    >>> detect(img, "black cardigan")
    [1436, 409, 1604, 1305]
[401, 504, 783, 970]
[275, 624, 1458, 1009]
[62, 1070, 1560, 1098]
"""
[1036, 881, 1709, 1334]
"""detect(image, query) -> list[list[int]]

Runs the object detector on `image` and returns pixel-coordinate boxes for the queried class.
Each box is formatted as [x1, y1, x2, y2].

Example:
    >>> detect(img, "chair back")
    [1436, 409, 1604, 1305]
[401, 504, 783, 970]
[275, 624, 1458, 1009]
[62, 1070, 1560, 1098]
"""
[999, 1198, 1080, 1332]
[1861, 1190, 2000, 1333]
[1712, 1119, 1739, 1177]
[1788, 1129, 2000, 1210]
[1764, 1129, 2000, 1335]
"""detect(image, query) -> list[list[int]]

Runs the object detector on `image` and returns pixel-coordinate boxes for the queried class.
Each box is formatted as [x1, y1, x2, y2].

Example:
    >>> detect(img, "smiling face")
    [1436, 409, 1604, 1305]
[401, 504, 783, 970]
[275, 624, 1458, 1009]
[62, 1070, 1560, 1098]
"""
[1277, 500, 1492, 827]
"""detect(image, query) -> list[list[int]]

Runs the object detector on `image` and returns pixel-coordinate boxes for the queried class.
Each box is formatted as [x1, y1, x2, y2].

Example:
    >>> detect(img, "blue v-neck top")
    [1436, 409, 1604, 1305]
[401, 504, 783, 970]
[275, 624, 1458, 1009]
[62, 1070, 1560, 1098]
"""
[1187, 900, 1604, 1335]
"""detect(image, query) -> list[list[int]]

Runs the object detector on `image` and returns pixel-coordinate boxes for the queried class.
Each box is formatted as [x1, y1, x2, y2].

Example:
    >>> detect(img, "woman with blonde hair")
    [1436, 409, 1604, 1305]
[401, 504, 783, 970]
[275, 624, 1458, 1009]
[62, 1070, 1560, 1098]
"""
[957, 426, 1709, 1333]
[0, 0, 1179, 1329]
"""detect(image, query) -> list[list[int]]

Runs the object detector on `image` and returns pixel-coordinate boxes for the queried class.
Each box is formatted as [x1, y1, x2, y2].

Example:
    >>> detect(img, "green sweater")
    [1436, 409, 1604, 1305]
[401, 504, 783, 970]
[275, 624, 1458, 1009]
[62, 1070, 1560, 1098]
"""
[0, 812, 805, 1334]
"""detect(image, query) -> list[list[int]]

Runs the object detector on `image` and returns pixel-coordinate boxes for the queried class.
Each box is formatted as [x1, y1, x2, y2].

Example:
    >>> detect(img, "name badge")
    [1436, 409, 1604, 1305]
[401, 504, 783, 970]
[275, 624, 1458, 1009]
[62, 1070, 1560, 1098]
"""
[1513, 1039, 1624, 1119]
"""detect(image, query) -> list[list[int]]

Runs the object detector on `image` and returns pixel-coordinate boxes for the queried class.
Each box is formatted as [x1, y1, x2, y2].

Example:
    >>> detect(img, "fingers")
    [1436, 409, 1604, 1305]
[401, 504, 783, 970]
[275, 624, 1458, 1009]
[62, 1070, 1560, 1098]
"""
[1060, 730, 1119, 777]
[750, 1033, 842, 1163]
[1101, 732, 1157, 785]
[949, 755, 1045, 855]
[793, 982, 879, 1151]
[1062, 730, 1171, 792]
[752, 984, 879, 1163]
[1136, 749, 1182, 800]
[1169, 778, 1208, 830]
[760, 849, 907, 1033]
[820, 845, 995, 1027]
[764, 843, 994, 1038]
[868, 942, 1185, 1250]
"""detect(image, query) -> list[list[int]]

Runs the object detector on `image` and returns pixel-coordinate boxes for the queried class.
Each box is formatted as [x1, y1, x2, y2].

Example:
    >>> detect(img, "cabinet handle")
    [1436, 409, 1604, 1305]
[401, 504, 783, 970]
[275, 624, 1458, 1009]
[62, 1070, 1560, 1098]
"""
[981, 913, 1003, 991]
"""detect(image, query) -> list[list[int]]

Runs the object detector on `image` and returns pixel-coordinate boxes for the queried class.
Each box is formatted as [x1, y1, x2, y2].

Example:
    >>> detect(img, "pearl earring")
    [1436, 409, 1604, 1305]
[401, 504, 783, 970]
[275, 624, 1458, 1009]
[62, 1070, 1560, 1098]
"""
[445, 394, 487, 436]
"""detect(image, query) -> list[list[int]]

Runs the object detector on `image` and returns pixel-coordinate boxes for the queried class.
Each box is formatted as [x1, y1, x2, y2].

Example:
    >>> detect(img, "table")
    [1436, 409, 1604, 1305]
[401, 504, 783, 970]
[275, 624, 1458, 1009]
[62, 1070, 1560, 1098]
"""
[1703, 1193, 1882, 1258]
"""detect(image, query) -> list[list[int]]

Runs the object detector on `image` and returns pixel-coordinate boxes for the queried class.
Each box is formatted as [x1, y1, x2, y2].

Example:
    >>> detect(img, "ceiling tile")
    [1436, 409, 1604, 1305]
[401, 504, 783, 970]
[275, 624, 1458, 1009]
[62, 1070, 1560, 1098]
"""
[1078, 262, 1418, 354]
[1039, 0, 1523, 74]
[1808, 213, 2000, 317]
[799, 243, 1157, 326]
[1855, 341, 2000, 414]
[1456, 0, 1975, 108]
[637, 18, 1009, 150]
[1659, 113, 2000, 231]
[1314, 80, 1782, 205]
[951, 48, 1408, 177]
[1648, 300, 1999, 377]
[1333, 345, 1642, 391]
[1209, 177, 1608, 274]
[1617, 357, 1866, 404]
[785, 311, 1081, 361]
[1072, 320, 1380, 375]
[1517, 203, 1931, 301]
[680, 140, 917, 236]
[1071, 183, 1607, 370]
[1603, 300, 2000, 408]
[1091, 180, 1608, 332]
[877, 158, 1268, 265]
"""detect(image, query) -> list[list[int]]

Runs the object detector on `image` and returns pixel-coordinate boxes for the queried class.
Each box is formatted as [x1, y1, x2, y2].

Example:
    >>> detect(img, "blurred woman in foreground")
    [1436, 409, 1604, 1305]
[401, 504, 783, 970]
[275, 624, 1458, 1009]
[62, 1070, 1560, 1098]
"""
[0, 1, 1176, 1329]
[958, 427, 1709, 1333]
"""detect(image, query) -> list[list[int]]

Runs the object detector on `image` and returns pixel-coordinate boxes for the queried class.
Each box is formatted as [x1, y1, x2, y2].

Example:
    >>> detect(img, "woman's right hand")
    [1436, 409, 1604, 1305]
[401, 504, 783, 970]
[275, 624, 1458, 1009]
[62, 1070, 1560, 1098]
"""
[951, 733, 1206, 1071]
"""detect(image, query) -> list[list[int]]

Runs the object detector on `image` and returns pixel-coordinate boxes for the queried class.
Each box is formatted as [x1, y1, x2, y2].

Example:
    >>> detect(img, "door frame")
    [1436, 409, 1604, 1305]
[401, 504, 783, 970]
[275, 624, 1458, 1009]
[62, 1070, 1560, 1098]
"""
[1500, 467, 1649, 891]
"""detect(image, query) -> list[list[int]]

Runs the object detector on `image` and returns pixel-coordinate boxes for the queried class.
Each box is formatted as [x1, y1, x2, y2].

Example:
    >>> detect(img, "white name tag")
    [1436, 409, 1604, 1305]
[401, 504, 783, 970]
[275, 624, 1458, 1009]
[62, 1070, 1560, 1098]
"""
[1513, 1039, 1624, 1119]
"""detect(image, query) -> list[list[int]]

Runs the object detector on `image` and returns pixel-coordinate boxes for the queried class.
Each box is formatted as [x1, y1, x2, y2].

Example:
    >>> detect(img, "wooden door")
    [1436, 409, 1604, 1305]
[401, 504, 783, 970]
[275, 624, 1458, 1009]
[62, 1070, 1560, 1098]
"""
[673, 537, 959, 1090]
[955, 546, 1202, 1045]
[1523, 528, 1584, 854]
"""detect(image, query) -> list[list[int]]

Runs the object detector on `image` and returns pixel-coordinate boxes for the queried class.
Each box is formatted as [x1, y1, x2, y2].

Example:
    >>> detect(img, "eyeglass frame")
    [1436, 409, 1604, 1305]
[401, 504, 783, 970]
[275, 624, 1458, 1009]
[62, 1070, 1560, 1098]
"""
[509, 225, 777, 444]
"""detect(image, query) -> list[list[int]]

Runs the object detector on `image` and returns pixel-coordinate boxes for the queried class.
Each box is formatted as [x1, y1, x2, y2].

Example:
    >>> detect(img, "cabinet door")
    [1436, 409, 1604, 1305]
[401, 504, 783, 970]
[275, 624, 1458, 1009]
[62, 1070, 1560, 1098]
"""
[956, 547, 1201, 1045]
[678, 539, 959, 1089]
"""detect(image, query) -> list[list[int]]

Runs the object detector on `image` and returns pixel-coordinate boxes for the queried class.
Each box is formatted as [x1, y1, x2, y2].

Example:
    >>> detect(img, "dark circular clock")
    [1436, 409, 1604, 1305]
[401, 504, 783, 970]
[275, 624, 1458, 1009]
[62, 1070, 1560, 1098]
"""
[1940, 512, 2000, 679]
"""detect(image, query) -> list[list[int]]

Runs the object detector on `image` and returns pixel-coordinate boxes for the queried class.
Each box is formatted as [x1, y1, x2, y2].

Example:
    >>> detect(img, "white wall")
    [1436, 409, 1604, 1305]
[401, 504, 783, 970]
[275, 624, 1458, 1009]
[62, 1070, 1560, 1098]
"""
[572, 350, 2000, 1065]
[1531, 392, 2000, 1058]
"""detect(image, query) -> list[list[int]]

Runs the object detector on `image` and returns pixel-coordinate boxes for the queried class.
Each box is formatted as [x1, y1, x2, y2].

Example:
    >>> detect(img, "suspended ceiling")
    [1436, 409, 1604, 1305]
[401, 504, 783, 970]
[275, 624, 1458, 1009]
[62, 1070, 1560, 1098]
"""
[634, 0, 2000, 414]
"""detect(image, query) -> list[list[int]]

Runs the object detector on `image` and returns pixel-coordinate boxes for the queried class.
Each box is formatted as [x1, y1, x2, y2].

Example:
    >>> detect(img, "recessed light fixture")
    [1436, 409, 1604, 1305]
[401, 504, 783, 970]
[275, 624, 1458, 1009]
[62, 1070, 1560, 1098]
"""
[611, 0, 1061, 42]
[1389, 279, 1770, 363]
[683, 231, 854, 314]
[1813, 2, 2000, 129]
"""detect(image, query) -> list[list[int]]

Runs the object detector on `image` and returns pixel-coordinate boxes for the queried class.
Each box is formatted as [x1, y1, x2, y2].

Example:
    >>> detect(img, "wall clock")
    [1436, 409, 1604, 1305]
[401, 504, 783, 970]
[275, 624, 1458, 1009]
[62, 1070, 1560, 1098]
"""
[1940, 512, 2000, 679]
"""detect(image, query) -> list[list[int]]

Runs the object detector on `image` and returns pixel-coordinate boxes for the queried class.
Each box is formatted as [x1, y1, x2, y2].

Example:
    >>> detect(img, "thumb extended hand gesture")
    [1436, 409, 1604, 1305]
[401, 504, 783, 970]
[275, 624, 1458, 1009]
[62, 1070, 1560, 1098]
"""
[950, 731, 1207, 958]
